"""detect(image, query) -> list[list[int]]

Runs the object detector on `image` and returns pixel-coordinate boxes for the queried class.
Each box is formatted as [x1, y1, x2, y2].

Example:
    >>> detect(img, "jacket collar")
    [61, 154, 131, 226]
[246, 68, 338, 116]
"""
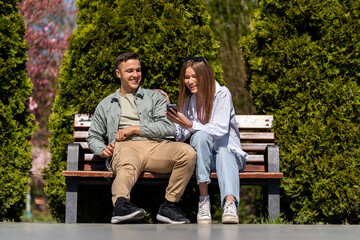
[215, 81, 221, 95]
[113, 86, 145, 100]
[135, 86, 145, 98]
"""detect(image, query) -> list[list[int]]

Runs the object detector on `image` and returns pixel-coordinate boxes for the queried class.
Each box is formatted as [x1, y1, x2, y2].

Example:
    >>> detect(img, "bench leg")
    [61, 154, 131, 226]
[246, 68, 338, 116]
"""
[65, 177, 78, 223]
[267, 179, 280, 221]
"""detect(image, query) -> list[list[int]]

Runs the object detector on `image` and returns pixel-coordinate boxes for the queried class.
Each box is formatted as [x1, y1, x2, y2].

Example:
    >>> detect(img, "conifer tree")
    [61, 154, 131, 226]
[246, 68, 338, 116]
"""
[45, 0, 222, 221]
[241, 0, 360, 223]
[0, 0, 36, 221]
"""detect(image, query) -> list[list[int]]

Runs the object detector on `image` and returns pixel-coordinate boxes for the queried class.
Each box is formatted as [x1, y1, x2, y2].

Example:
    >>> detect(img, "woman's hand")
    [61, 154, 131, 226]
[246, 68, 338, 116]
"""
[165, 108, 193, 130]
[154, 89, 170, 104]
[154, 89, 193, 129]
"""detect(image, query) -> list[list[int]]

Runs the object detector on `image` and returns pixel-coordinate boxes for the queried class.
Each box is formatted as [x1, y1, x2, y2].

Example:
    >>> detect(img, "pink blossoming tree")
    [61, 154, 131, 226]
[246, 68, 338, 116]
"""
[19, 0, 76, 146]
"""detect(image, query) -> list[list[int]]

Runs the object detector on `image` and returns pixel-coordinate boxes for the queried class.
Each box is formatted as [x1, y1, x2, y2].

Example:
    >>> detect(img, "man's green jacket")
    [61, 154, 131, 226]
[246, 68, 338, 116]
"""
[87, 87, 174, 157]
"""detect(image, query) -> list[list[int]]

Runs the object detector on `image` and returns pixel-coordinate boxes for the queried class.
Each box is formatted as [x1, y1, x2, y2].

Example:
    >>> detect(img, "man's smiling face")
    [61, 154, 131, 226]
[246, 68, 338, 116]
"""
[116, 59, 142, 94]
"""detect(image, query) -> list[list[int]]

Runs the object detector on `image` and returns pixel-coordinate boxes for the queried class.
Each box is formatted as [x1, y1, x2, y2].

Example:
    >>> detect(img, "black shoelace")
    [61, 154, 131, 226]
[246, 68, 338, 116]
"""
[168, 203, 187, 218]
[119, 200, 138, 210]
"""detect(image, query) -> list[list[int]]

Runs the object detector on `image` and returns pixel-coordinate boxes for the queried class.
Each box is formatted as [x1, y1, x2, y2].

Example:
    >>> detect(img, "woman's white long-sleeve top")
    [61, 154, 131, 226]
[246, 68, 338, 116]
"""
[175, 81, 248, 160]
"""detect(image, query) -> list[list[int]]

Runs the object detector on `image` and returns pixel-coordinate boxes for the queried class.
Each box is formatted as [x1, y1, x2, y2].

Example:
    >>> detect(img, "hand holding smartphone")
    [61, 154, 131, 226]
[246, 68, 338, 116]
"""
[166, 104, 178, 112]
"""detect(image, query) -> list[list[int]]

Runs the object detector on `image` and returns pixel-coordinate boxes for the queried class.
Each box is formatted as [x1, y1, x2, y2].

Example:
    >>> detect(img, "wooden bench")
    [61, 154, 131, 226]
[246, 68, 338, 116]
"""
[62, 114, 283, 223]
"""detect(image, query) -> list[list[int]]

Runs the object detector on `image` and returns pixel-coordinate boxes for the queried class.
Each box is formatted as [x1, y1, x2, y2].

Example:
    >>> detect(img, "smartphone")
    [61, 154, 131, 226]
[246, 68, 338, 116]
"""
[166, 104, 178, 112]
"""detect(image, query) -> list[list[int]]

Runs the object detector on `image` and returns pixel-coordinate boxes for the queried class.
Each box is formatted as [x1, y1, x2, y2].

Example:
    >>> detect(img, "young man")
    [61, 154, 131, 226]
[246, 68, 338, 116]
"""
[87, 52, 196, 224]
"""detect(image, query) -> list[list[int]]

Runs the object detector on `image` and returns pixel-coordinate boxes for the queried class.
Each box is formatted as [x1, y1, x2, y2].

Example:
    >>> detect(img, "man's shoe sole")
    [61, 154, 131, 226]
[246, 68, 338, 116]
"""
[111, 209, 146, 224]
[156, 214, 190, 224]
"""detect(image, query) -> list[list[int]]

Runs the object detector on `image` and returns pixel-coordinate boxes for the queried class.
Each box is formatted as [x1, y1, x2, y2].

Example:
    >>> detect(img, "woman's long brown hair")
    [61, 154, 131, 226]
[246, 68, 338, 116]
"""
[178, 58, 215, 123]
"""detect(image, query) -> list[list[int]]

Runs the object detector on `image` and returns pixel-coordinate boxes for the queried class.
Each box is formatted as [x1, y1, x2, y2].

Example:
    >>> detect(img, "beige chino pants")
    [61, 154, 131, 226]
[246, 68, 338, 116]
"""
[110, 140, 196, 205]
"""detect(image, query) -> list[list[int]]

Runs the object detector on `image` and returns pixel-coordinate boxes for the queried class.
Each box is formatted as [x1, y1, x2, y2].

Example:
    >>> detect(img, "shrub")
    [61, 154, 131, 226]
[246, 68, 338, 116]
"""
[44, 0, 223, 221]
[0, 0, 36, 221]
[240, 0, 360, 223]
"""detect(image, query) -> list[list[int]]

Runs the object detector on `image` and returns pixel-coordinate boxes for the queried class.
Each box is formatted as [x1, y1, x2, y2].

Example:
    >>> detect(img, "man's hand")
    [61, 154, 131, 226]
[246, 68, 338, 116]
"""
[115, 126, 140, 142]
[102, 142, 115, 158]
[165, 108, 193, 130]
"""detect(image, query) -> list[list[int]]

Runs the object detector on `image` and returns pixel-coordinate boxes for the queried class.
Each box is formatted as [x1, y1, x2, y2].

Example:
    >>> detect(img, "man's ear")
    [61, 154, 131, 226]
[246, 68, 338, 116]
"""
[115, 69, 122, 79]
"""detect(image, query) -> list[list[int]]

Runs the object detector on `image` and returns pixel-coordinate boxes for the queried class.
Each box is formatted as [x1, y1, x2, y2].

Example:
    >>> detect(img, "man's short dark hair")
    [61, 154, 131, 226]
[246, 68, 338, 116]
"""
[116, 52, 140, 69]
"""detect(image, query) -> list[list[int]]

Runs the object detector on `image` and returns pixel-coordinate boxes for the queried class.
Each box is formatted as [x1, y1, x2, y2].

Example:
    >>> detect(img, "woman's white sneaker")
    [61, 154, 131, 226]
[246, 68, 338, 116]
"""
[222, 200, 239, 224]
[197, 198, 212, 224]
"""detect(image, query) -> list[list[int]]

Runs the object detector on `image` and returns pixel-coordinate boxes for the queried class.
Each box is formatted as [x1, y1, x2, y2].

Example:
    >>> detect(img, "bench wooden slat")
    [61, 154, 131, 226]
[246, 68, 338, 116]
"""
[74, 131, 275, 142]
[74, 114, 274, 130]
[247, 155, 265, 162]
[62, 170, 283, 179]
[74, 114, 92, 129]
[83, 153, 265, 163]
[240, 132, 274, 141]
[82, 163, 265, 172]
[236, 115, 273, 129]
[83, 164, 107, 171]
[73, 131, 88, 139]
[84, 154, 104, 161]
[75, 141, 274, 152]
[241, 143, 275, 152]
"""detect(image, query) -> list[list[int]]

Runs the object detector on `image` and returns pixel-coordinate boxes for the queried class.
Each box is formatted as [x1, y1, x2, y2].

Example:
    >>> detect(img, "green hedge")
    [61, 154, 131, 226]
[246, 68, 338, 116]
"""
[44, 0, 223, 222]
[240, 0, 360, 223]
[0, 0, 36, 221]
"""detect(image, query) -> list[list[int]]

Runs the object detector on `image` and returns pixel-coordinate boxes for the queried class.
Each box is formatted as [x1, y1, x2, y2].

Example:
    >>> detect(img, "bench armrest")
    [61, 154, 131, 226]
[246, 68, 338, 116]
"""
[265, 145, 280, 172]
[67, 143, 85, 171]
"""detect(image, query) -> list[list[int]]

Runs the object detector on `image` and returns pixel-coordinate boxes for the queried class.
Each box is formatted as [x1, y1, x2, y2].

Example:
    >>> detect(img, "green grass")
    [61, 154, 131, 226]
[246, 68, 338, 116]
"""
[21, 208, 57, 223]
[255, 213, 291, 224]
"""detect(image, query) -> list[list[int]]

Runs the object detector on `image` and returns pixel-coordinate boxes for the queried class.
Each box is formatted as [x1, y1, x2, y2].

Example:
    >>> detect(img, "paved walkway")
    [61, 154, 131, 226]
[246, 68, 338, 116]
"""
[1, 223, 359, 240]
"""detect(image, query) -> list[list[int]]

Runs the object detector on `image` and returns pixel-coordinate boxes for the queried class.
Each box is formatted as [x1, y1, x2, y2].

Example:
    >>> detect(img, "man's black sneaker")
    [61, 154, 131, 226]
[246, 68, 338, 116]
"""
[111, 197, 146, 224]
[156, 201, 190, 224]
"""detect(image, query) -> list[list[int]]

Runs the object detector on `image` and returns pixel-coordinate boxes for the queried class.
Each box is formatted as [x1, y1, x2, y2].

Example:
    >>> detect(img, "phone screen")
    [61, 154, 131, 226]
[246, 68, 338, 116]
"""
[167, 104, 178, 112]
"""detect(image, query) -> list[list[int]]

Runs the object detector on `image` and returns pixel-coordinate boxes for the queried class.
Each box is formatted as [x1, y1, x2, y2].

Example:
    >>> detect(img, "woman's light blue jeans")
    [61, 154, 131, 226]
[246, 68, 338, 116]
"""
[190, 131, 246, 207]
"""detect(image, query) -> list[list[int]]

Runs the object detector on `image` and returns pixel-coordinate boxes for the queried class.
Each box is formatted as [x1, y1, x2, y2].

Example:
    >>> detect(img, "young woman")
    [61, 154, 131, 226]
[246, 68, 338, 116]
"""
[161, 57, 248, 224]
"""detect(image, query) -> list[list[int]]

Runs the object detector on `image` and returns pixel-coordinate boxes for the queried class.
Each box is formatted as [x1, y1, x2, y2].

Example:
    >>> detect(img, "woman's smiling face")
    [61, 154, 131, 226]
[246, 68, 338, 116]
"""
[184, 66, 198, 94]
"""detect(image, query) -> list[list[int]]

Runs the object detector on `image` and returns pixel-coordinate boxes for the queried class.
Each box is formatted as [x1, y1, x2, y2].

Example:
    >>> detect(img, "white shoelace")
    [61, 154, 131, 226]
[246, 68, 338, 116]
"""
[199, 199, 211, 216]
[223, 201, 237, 215]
